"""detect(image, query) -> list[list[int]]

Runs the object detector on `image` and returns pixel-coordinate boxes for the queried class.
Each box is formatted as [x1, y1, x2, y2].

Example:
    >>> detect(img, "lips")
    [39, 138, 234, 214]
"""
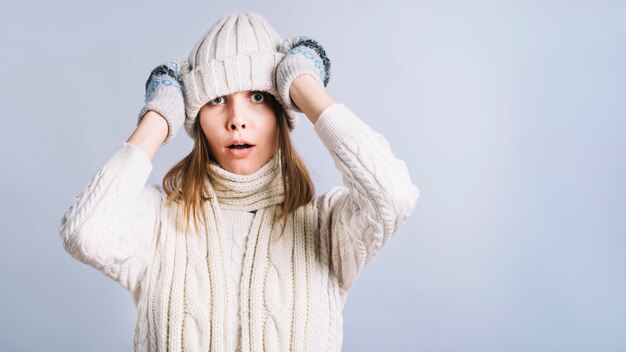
[226, 139, 255, 149]
[225, 139, 256, 158]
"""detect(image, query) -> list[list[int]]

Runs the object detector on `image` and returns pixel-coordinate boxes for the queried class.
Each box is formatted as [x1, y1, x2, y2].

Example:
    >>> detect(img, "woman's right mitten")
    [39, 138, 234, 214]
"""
[137, 59, 189, 145]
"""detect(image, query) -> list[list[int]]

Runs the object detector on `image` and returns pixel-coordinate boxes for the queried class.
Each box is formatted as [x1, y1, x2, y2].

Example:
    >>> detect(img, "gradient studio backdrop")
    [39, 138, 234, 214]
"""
[1, 0, 625, 351]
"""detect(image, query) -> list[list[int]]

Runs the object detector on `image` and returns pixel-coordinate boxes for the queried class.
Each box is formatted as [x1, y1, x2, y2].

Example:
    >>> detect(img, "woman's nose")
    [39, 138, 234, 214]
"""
[228, 96, 248, 130]
[229, 119, 246, 130]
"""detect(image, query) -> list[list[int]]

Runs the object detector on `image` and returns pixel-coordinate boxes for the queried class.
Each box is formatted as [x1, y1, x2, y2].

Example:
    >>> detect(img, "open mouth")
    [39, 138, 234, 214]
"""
[227, 143, 254, 149]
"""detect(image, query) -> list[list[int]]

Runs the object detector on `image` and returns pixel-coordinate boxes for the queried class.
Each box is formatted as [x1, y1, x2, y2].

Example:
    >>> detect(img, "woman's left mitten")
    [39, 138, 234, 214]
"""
[276, 36, 331, 113]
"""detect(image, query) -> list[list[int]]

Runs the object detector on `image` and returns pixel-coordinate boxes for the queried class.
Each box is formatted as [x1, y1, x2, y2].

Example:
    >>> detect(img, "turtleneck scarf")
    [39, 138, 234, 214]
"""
[140, 151, 317, 351]
[207, 152, 284, 212]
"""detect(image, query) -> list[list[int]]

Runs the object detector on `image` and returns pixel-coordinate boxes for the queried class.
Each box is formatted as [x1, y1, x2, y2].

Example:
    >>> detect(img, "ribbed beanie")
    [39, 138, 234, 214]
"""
[181, 13, 298, 138]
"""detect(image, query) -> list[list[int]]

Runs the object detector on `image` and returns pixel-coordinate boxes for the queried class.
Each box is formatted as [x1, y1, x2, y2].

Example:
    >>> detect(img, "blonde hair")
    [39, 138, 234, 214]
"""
[161, 93, 314, 235]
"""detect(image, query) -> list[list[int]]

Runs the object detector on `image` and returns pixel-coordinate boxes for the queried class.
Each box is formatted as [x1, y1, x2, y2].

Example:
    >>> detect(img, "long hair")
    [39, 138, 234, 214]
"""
[161, 93, 314, 235]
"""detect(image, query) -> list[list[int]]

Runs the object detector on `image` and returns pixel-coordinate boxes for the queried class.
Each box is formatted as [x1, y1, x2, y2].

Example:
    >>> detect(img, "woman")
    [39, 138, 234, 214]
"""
[59, 12, 419, 351]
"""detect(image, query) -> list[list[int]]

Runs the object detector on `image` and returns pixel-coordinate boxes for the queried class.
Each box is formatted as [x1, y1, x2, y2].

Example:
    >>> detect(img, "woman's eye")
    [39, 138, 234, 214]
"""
[251, 92, 265, 103]
[211, 96, 225, 105]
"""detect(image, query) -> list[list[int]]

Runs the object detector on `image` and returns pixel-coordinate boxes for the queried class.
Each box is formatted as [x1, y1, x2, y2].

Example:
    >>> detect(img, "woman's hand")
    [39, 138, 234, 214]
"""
[136, 59, 189, 146]
[276, 36, 335, 124]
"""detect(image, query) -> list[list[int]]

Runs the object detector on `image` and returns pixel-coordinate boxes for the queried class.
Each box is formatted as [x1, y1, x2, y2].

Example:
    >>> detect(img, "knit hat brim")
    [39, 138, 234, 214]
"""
[182, 52, 298, 137]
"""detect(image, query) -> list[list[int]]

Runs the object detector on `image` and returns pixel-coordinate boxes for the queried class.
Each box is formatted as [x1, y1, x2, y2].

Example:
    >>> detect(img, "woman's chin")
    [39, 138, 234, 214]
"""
[221, 159, 262, 176]
[217, 149, 277, 175]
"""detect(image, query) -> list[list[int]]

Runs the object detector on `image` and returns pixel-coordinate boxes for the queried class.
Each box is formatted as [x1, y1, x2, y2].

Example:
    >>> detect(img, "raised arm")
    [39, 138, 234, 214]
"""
[314, 102, 419, 292]
[278, 39, 419, 293]
[59, 59, 187, 301]
[59, 141, 161, 299]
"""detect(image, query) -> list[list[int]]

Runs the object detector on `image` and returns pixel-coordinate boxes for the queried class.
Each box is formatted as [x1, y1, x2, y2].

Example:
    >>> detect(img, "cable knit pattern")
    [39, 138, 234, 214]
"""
[222, 210, 254, 351]
[314, 104, 420, 293]
[58, 143, 160, 302]
[58, 103, 419, 351]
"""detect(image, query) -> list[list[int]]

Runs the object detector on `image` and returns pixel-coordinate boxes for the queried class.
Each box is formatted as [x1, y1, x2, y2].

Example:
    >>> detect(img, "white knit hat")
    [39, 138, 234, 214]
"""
[181, 13, 297, 138]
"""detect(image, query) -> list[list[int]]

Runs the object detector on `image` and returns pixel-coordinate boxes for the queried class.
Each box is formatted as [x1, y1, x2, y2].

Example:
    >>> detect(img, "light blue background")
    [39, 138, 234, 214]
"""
[1, 0, 625, 351]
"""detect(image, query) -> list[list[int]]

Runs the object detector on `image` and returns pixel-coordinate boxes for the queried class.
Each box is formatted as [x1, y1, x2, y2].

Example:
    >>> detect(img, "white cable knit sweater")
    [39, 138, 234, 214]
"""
[59, 103, 419, 351]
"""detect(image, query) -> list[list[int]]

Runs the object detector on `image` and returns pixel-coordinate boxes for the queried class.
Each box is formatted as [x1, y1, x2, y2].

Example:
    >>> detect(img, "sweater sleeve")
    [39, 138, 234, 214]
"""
[314, 103, 420, 293]
[58, 142, 162, 298]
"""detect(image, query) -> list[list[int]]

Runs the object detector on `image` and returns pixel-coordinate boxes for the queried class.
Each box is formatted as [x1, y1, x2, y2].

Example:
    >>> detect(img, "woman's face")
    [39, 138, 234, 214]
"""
[198, 90, 279, 175]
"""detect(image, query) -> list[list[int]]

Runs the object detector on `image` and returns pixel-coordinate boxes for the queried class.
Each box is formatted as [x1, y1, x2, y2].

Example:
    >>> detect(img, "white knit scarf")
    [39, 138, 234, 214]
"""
[138, 152, 318, 351]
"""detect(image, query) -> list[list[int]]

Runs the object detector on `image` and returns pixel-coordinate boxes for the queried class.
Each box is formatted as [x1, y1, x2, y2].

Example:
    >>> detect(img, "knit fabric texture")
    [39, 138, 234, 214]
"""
[181, 12, 299, 137]
[59, 103, 420, 351]
[165, 152, 286, 351]
[137, 60, 189, 146]
[276, 36, 332, 114]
